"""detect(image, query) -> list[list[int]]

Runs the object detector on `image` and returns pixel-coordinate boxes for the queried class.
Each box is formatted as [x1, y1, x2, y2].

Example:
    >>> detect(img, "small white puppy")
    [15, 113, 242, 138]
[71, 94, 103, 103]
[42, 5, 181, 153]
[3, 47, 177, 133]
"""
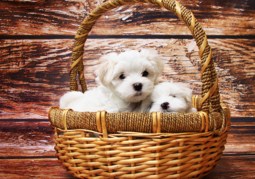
[60, 49, 163, 112]
[149, 82, 197, 113]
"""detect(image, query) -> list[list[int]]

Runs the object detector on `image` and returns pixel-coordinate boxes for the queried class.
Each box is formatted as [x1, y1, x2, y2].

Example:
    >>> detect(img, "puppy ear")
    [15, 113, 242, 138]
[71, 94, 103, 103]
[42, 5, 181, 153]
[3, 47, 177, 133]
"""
[173, 82, 192, 103]
[140, 49, 164, 82]
[96, 52, 118, 87]
[181, 84, 193, 104]
[179, 84, 196, 113]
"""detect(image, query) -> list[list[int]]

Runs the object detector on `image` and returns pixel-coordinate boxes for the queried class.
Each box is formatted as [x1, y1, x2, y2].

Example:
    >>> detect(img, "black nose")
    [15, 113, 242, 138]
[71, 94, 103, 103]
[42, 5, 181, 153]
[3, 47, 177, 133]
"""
[161, 102, 169, 110]
[133, 83, 143, 91]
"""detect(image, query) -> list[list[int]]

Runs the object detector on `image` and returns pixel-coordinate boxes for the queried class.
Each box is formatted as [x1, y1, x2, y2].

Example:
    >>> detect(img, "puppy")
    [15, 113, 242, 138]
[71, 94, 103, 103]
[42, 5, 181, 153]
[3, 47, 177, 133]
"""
[149, 82, 197, 113]
[60, 49, 164, 112]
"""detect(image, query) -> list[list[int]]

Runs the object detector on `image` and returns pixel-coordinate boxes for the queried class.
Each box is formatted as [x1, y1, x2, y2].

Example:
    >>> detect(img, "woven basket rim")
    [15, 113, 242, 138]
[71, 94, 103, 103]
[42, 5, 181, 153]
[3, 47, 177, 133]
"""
[49, 99, 231, 135]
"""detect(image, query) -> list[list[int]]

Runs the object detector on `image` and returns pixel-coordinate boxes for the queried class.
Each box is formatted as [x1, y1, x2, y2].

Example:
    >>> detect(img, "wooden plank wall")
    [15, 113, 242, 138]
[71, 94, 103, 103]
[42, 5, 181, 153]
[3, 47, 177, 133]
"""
[0, 0, 254, 119]
[0, 0, 254, 178]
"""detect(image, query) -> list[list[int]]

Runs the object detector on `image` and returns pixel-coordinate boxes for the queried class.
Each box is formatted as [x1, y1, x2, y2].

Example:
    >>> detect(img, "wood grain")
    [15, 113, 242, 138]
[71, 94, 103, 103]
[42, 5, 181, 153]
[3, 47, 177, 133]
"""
[0, 1, 254, 178]
[0, 155, 254, 179]
[0, 39, 71, 119]
[224, 125, 255, 154]
[0, 158, 74, 179]
[205, 155, 255, 179]
[0, 120, 254, 157]
[0, 38, 254, 119]
[0, 0, 90, 35]
[0, 0, 254, 35]
[0, 121, 55, 157]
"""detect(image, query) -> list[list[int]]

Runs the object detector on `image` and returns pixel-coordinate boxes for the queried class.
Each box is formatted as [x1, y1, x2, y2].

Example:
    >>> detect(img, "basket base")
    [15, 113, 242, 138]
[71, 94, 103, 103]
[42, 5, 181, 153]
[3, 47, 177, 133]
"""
[54, 128, 228, 179]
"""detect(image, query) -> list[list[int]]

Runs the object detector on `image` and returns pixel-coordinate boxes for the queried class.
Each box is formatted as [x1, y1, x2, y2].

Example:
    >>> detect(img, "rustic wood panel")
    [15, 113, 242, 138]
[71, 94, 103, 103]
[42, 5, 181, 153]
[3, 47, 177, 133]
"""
[0, 120, 254, 157]
[224, 125, 255, 154]
[0, 39, 70, 119]
[0, 121, 55, 157]
[0, 158, 74, 179]
[0, 0, 254, 35]
[205, 155, 255, 179]
[0, 0, 90, 35]
[0, 38, 254, 119]
[0, 155, 254, 179]
[0, 1, 254, 178]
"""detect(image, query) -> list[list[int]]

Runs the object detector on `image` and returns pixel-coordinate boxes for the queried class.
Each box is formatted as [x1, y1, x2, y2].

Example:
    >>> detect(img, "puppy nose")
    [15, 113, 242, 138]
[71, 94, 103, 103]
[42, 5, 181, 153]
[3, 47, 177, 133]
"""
[133, 83, 143, 91]
[161, 102, 169, 110]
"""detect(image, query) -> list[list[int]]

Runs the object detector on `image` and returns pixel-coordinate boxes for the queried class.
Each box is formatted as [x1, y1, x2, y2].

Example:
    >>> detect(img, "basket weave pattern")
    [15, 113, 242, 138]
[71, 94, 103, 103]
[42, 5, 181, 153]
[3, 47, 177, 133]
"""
[48, 0, 231, 178]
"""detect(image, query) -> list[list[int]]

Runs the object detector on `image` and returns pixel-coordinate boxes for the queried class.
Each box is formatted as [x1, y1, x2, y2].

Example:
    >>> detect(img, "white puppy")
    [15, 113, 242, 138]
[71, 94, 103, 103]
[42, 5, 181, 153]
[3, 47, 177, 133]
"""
[60, 49, 164, 112]
[149, 82, 197, 113]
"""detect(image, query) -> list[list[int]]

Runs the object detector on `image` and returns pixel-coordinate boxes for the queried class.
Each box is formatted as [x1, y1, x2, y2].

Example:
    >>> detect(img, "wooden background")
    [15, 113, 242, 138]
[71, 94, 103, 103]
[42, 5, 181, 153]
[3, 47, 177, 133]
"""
[0, 0, 254, 178]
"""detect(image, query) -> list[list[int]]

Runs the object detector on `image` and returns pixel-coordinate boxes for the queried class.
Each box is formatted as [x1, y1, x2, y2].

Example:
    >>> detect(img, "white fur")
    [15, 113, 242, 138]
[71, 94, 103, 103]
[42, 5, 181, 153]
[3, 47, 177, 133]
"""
[60, 49, 164, 112]
[149, 82, 197, 113]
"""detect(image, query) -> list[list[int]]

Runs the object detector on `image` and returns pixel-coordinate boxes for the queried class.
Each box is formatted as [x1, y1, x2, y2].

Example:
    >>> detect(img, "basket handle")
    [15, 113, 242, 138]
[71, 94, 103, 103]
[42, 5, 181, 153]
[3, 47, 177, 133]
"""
[69, 0, 221, 113]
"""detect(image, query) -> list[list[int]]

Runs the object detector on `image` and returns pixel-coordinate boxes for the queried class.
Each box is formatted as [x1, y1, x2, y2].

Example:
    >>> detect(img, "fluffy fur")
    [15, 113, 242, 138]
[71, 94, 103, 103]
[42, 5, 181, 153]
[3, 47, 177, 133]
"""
[149, 82, 197, 113]
[60, 49, 164, 112]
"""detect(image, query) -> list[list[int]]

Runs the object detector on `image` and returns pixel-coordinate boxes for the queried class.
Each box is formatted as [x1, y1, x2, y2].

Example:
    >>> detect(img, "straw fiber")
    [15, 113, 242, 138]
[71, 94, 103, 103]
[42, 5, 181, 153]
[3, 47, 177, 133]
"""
[48, 0, 230, 178]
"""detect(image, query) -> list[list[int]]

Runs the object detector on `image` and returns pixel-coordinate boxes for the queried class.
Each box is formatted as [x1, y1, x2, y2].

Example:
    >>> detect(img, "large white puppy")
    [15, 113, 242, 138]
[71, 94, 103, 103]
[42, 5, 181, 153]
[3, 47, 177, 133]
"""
[60, 49, 163, 112]
[149, 82, 197, 113]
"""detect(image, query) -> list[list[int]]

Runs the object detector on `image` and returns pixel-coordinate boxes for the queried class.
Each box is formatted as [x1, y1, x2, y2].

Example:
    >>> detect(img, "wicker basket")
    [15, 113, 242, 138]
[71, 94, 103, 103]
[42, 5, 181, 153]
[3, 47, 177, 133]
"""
[48, 0, 231, 178]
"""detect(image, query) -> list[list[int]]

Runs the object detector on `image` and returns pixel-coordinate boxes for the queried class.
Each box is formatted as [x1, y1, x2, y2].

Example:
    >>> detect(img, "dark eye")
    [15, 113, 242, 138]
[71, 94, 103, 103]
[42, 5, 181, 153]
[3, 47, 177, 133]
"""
[142, 70, 149, 77]
[119, 73, 125, 80]
[170, 94, 176, 98]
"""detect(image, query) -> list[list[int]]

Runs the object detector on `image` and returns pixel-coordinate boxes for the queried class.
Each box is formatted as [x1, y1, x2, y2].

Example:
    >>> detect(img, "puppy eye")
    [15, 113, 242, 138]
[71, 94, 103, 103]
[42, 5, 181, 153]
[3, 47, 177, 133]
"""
[170, 95, 176, 98]
[142, 70, 149, 77]
[119, 73, 125, 80]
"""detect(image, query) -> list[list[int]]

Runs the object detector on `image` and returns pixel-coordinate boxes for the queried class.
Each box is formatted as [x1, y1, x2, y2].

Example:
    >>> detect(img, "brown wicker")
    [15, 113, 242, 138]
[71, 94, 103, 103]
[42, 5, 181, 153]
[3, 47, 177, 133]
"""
[48, 0, 231, 178]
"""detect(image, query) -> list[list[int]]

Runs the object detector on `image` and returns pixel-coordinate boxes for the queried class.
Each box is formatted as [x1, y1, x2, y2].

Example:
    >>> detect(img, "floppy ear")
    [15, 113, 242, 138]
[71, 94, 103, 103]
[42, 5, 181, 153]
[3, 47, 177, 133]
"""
[140, 49, 164, 82]
[175, 83, 193, 104]
[178, 84, 197, 112]
[95, 52, 118, 87]
[183, 85, 193, 104]
[185, 93, 192, 105]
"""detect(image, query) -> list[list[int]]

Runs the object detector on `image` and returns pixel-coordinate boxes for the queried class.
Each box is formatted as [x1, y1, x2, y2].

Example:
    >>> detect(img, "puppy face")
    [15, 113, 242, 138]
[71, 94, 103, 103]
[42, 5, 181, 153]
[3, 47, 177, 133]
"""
[96, 49, 163, 103]
[150, 82, 195, 113]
